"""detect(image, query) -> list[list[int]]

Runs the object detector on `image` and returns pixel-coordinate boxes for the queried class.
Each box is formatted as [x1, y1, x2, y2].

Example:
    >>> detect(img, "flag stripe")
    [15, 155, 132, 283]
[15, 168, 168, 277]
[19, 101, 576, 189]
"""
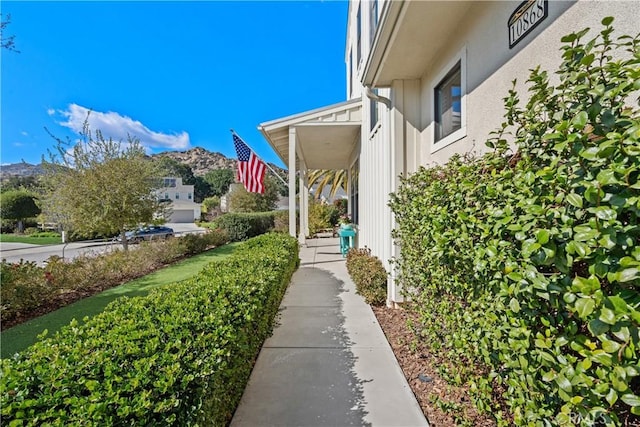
[233, 134, 266, 194]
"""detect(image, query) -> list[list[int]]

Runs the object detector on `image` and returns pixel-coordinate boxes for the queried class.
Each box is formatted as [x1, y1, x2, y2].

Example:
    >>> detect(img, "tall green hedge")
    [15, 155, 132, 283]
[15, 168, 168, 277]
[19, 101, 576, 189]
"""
[1, 233, 299, 426]
[390, 19, 639, 425]
[211, 212, 276, 242]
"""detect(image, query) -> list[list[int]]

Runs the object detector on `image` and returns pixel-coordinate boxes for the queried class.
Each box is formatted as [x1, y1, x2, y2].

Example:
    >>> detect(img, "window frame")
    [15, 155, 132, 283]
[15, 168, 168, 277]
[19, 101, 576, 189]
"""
[430, 48, 467, 153]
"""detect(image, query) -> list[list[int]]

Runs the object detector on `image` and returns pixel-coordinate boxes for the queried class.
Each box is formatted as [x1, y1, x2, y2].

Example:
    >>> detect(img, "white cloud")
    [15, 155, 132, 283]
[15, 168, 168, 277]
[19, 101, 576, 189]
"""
[21, 131, 29, 136]
[57, 104, 190, 151]
[47, 108, 55, 116]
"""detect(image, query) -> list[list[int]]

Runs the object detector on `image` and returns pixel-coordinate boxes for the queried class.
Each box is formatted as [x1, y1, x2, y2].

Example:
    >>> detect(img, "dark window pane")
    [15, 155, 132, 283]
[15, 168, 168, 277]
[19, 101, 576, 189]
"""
[435, 61, 462, 141]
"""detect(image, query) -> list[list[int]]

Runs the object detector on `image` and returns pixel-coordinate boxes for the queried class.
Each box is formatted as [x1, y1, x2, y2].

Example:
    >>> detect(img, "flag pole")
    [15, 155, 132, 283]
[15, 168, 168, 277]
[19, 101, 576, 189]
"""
[230, 129, 288, 188]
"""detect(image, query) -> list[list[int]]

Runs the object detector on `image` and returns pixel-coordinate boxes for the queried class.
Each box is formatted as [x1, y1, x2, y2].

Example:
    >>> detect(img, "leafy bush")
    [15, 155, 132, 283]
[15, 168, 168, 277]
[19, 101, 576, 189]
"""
[390, 19, 639, 425]
[0, 230, 229, 325]
[346, 247, 387, 305]
[308, 199, 338, 235]
[0, 233, 299, 426]
[212, 212, 275, 242]
[0, 260, 59, 321]
[273, 210, 289, 233]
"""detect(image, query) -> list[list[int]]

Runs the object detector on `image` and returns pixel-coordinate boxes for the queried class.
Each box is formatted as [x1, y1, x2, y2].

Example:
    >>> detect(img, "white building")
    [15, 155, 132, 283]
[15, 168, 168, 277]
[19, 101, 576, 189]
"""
[260, 0, 638, 306]
[157, 177, 201, 223]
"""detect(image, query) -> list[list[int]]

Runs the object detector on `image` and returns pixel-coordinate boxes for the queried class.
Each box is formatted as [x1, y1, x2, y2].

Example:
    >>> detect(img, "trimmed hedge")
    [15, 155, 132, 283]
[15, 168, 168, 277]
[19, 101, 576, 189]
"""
[1, 233, 299, 426]
[212, 212, 276, 242]
[390, 20, 639, 425]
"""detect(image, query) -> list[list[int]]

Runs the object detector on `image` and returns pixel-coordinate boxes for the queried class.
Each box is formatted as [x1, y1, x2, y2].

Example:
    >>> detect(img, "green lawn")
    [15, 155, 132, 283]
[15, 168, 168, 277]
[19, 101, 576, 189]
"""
[0, 234, 62, 245]
[1, 243, 240, 358]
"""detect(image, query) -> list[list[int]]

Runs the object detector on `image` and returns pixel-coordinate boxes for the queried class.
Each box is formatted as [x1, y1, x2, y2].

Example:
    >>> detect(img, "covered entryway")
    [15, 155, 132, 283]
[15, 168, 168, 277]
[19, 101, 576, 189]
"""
[259, 99, 361, 244]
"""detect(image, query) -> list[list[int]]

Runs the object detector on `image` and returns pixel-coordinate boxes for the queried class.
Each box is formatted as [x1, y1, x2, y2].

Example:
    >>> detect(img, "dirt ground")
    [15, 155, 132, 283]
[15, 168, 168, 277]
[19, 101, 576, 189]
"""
[372, 305, 496, 427]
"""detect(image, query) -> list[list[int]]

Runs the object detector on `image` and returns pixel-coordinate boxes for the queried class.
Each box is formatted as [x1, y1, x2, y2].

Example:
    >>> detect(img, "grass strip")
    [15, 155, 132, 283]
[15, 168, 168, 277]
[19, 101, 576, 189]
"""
[1, 243, 240, 358]
[0, 234, 62, 245]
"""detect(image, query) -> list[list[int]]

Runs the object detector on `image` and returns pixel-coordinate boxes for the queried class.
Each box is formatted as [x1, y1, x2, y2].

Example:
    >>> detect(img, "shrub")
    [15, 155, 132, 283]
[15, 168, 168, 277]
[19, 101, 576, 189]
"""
[273, 210, 289, 233]
[0, 260, 57, 321]
[346, 247, 388, 305]
[212, 212, 275, 242]
[390, 19, 640, 425]
[0, 233, 299, 426]
[0, 230, 229, 325]
[308, 199, 338, 235]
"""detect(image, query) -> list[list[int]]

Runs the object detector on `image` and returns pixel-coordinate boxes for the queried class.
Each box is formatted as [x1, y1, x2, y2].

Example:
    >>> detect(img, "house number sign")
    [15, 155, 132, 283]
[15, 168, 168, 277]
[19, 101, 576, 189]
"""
[508, 0, 548, 49]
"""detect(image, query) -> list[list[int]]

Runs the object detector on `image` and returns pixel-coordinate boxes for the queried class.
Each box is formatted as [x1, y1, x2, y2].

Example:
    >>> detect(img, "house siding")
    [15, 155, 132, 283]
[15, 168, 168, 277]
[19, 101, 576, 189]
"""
[350, 0, 638, 305]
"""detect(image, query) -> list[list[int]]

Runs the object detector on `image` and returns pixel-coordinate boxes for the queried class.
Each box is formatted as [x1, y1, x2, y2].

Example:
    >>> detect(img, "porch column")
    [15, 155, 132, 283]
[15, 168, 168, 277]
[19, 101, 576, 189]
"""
[288, 128, 297, 238]
[347, 167, 352, 218]
[302, 165, 310, 239]
[298, 163, 307, 244]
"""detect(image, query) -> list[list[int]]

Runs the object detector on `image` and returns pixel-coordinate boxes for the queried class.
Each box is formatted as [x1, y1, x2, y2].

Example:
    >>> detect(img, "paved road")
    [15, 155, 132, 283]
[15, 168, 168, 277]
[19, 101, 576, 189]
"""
[0, 223, 206, 266]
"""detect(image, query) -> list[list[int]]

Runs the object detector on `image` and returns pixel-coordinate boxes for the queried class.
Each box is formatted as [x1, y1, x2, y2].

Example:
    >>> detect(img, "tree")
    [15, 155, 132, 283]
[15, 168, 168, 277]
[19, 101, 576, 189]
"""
[0, 190, 40, 233]
[1, 13, 19, 52]
[192, 176, 212, 203]
[229, 175, 280, 213]
[201, 196, 221, 221]
[1, 176, 42, 193]
[204, 169, 235, 197]
[43, 121, 164, 249]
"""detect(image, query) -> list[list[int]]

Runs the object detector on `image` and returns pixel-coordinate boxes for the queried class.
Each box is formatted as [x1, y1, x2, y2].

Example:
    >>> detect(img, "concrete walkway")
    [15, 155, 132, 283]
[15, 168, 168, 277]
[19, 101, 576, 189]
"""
[231, 238, 428, 427]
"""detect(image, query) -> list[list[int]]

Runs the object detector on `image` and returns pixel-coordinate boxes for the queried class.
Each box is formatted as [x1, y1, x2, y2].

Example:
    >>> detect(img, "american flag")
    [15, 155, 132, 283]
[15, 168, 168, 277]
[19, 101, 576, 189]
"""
[233, 133, 266, 194]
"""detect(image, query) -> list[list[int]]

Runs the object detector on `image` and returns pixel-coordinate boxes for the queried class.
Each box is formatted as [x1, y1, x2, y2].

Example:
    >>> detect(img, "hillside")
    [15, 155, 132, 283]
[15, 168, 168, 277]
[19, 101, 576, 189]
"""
[151, 147, 237, 176]
[1, 147, 286, 179]
[0, 162, 44, 177]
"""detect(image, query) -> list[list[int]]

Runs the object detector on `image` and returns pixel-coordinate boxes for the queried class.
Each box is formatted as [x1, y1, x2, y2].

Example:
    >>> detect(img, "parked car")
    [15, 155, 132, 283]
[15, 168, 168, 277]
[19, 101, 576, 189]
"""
[122, 225, 175, 243]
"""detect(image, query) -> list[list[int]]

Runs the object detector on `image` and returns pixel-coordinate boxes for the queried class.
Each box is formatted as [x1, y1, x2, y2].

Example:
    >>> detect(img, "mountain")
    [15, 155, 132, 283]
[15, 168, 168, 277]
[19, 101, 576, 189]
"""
[151, 147, 237, 176]
[0, 162, 44, 177]
[1, 147, 286, 179]
[151, 147, 286, 178]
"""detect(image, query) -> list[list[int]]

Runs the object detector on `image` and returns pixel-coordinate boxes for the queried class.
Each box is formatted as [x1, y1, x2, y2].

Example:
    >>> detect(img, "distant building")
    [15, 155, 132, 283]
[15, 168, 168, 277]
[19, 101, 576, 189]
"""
[156, 177, 201, 223]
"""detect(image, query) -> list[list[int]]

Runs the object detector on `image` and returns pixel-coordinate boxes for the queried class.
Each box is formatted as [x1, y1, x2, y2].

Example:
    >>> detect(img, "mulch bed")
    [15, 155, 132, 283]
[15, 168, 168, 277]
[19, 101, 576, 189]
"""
[372, 305, 496, 427]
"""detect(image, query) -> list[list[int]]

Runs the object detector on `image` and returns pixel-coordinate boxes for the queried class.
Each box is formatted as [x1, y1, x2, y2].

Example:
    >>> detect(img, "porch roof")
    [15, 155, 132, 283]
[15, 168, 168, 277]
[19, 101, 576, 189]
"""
[258, 98, 361, 170]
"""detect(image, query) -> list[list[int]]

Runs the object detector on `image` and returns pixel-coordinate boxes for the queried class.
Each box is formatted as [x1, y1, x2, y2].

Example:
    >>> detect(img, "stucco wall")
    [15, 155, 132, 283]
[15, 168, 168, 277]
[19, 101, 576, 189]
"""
[416, 0, 638, 168]
[354, 0, 638, 304]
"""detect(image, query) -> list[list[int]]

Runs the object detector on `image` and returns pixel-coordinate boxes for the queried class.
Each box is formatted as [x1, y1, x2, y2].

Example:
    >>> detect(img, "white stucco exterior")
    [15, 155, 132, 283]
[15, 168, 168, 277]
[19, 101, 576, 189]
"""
[261, 0, 639, 306]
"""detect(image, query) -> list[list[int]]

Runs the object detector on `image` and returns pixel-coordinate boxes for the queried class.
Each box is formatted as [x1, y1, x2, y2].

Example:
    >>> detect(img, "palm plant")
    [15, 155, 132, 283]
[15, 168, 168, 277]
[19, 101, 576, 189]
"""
[307, 169, 348, 199]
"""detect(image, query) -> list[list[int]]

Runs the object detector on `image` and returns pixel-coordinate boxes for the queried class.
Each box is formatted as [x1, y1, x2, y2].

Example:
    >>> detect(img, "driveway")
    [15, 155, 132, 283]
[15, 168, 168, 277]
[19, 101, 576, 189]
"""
[164, 222, 207, 235]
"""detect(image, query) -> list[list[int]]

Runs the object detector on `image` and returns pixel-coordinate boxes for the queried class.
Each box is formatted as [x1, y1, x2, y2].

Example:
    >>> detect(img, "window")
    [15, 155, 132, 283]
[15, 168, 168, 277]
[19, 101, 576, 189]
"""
[434, 61, 461, 142]
[188, 193, 192, 200]
[163, 178, 176, 188]
[356, 3, 362, 64]
[431, 49, 466, 153]
[369, 0, 378, 45]
[350, 161, 359, 225]
[164, 192, 169, 199]
[370, 88, 379, 131]
[176, 193, 179, 200]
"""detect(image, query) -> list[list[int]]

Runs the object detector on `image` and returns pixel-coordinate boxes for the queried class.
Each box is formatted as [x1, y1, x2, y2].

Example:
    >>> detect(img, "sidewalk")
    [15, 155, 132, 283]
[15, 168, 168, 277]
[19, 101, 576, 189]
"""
[230, 237, 428, 427]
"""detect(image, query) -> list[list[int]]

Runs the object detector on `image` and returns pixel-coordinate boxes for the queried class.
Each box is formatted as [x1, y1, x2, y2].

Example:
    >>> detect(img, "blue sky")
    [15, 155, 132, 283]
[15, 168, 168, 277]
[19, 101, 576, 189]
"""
[1, 1, 349, 169]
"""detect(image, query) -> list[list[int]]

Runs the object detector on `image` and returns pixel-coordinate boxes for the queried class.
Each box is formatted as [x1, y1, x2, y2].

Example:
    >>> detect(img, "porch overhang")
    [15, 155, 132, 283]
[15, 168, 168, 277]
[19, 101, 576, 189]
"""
[258, 98, 361, 245]
[258, 98, 362, 171]
[363, 1, 473, 87]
